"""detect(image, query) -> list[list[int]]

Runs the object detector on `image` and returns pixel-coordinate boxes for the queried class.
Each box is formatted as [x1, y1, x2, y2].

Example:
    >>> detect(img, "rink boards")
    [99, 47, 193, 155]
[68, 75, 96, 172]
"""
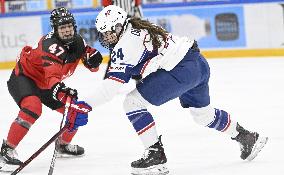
[1, 1, 284, 69]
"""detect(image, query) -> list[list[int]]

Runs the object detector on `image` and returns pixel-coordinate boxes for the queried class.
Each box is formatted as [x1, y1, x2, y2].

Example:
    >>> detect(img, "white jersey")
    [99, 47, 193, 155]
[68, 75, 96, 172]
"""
[88, 23, 194, 107]
[108, 23, 194, 83]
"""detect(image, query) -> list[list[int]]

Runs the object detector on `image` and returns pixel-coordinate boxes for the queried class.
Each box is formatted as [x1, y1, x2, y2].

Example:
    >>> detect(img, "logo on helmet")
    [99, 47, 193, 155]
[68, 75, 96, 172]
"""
[100, 25, 107, 31]
[105, 10, 111, 17]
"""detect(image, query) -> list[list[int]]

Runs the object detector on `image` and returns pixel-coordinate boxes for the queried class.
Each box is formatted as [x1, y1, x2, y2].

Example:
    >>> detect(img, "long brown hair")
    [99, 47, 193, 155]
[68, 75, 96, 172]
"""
[128, 17, 168, 49]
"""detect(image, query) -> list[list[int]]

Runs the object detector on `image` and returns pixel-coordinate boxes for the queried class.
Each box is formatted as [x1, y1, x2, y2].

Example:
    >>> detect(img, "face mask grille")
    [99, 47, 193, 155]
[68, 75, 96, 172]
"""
[98, 32, 116, 50]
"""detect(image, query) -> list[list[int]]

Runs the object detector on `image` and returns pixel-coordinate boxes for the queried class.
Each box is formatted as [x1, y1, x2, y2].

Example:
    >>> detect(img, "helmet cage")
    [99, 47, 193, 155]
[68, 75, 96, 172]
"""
[98, 32, 116, 50]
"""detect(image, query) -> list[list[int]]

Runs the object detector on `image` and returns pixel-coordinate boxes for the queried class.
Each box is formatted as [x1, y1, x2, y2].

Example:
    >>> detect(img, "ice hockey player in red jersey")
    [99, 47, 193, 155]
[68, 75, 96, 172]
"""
[0, 7, 102, 170]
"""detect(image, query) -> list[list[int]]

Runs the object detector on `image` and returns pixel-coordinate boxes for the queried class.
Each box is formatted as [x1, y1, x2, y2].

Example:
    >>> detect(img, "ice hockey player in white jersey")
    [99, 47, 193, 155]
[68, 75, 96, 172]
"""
[92, 5, 268, 175]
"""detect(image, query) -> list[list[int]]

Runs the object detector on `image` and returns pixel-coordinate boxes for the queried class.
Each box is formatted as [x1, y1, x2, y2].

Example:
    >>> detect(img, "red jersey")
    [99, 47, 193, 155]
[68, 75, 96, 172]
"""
[15, 32, 97, 89]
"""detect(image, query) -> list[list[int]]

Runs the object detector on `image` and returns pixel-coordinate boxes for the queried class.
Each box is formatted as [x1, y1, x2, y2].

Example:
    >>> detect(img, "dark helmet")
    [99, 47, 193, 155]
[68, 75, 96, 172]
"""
[50, 7, 77, 44]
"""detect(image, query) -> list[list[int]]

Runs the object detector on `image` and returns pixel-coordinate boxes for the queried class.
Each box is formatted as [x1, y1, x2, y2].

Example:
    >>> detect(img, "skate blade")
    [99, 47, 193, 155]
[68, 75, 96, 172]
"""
[131, 163, 169, 175]
[56, 153, 85, 159]
[246, 136, 268, 161]
[0, 163, 18, 172]
[0, 157, 18, 172]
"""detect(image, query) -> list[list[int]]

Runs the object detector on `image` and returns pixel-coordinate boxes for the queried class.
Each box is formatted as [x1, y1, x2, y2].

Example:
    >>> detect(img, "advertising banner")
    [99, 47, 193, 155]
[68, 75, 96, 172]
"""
[4, 0, 46, 13]
[41, 5, 245, 54]
[143, 0, 284, 5]
[5, 0, 26, 13]
[72, 0, 94, 8]
[1, 1, 282, 65]
[50, 0, 97, 9]
[52, 0, 72, 9]
[26, 0, 46, 12]
[0, 16, 42, 61]
[145, 6, 246, 49]
[244, 3, 284, 48]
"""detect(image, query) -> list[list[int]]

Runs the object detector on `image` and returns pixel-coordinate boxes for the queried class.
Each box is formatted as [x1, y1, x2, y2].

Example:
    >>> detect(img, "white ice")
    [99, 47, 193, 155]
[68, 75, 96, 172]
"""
[0, 57, 284, 175]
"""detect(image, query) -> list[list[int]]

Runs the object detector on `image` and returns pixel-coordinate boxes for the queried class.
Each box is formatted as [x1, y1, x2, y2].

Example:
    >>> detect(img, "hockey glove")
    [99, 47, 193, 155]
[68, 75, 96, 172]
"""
[83, 47, 103, 71]
[52, 82, 78, 102]
[66, 100, 92, 131]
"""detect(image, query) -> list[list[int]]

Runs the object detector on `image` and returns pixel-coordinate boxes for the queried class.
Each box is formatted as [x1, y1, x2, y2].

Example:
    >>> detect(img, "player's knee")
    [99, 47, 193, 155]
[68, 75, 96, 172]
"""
[190, 105, 215, 126]
[123, 89, 150, 113]
[20, 96, 42, 116]
[19, 96, 42, 124]
[149, 99, 164, 106]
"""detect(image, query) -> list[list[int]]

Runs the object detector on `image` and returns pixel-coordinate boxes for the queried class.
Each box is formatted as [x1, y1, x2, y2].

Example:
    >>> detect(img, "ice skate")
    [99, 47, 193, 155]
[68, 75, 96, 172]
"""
[56, 143, 85, 158]
[131, 136, 169, 175]
[232, 123, 268, 161]
[0, 140, 22, 172]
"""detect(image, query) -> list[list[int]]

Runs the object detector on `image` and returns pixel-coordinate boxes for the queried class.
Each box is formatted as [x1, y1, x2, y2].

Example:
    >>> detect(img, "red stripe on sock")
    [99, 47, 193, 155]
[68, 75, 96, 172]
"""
[222, 114, 231, 132]
[138, 122, 155, 135]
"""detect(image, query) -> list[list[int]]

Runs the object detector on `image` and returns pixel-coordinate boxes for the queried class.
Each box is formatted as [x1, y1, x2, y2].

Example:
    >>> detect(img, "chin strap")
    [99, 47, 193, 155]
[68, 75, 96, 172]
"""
[122, 18, 130, 33]
[116, 17, 130, 40]
[60, 34, 77, 46]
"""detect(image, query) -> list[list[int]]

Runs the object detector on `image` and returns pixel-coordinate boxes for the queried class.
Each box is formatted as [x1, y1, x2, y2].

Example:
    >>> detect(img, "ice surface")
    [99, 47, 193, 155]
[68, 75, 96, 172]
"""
[0, 57, 283, 175]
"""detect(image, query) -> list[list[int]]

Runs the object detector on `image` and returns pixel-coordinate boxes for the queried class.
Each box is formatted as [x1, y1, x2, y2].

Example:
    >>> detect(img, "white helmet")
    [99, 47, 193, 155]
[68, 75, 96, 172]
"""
[96, 5, 128, 33]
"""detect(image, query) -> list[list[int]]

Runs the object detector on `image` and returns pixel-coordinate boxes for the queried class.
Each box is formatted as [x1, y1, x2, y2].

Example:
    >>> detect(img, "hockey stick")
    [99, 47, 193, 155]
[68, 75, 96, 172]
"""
[48, 96, 72, 175]
[11, 97, 72, 175]
[103, 56, 111, 79]
[10, 127, 68, 175]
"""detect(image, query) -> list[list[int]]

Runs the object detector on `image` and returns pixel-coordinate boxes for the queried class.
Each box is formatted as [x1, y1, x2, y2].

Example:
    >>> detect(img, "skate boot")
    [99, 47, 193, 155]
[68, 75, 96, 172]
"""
[0, 140, 22, 171]
[232, 123, 268, 161]
[56, 143, 85, 158]
[131, 136, 169, 175]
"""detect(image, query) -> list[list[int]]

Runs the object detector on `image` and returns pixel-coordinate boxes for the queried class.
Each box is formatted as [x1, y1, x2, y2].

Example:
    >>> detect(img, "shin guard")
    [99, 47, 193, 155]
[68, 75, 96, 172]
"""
[127, 109, 158, 148]
[7, 96, 41, 147]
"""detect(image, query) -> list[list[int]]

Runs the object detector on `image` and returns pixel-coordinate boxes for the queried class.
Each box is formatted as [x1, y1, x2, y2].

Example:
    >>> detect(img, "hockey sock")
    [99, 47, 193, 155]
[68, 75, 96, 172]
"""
[55, 100, 79, 144]
[208, 108, 238, 138]
[127, 109, 159, 148]
[7, 96, 41, 148]
[60, 129, 77, 144]
[7, 121, 29, 148]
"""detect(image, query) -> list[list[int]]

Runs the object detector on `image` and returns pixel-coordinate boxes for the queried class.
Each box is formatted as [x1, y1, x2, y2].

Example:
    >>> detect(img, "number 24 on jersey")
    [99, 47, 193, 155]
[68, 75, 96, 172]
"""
[111, 48, 124, 63]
